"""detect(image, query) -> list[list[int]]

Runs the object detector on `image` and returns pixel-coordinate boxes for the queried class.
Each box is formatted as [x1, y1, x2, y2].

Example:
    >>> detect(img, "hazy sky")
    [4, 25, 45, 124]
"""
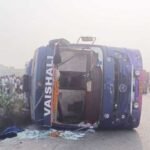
[0, 0, 150, 69]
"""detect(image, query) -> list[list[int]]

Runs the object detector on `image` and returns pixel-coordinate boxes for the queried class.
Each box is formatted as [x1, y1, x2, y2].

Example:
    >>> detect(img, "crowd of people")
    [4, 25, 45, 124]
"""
[0, 75, 23, 96]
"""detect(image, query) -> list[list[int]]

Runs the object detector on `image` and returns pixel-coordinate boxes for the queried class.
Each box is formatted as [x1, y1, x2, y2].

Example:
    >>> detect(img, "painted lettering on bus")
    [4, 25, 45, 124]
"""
[44, 56, 53, 117]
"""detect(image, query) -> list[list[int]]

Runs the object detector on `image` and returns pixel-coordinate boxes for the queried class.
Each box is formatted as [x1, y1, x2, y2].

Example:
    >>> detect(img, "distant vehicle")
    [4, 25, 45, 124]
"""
[23, 37, 143, 129]
[142, 70, 150, 94]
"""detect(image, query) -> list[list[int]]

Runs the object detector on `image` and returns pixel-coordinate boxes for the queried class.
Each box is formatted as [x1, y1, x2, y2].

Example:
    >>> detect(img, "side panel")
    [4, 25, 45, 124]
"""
[100, 47, 115, 127]
[31, 45, 55, 126]
[43, 46, 55, 126]
[30, 47, 47, 123]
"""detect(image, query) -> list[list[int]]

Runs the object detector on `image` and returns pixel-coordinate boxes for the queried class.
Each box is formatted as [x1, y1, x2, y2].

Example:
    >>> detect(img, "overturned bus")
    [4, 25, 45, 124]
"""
[23, 37, 143, 129]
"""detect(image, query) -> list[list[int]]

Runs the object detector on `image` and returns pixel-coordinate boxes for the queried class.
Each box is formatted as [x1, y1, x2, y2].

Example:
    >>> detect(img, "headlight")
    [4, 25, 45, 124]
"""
[135, 70, 140, 76]
[104, 113, 110, 119]
[133, 102, 139, 109]
[121, 114, 126, 119]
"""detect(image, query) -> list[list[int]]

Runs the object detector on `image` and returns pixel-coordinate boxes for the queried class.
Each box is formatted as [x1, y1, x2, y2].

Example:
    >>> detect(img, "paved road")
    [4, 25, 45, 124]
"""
[0, 94, 150, 150]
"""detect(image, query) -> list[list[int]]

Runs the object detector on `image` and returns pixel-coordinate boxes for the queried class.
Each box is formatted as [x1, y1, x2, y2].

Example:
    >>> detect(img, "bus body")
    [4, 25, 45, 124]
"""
[24, 38, 143, 129]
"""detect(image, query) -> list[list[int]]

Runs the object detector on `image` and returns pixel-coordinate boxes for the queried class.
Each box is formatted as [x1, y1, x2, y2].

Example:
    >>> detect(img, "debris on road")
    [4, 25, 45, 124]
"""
[0, 126, 23, 140]
[17, 129, 49, 139]
[59, 130, 86, 140]
[17, 129, 90, 140]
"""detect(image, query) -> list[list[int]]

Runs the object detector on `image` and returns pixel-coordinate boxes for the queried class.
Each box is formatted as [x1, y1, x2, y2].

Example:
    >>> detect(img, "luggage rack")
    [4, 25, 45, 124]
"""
[77, 36, 96, 45]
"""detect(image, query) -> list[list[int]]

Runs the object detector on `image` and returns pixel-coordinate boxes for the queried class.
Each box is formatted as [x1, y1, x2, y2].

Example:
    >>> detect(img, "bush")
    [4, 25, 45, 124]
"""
[0, 93, 31, 129]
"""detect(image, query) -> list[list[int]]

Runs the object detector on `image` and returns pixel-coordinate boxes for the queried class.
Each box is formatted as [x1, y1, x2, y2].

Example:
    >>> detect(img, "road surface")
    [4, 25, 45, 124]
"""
[0, 94, 150, 150]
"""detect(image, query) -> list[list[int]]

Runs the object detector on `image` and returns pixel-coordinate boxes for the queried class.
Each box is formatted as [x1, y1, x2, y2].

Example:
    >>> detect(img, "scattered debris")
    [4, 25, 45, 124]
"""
[15, 127, 95, 141]
[0, 126, 23, 140]
[59, 131, 86, 140]
[49, 130, 60, 137]
[77, 121, 99, 131]
[17, 129, 49, 139]
[78, 122, 93, 128]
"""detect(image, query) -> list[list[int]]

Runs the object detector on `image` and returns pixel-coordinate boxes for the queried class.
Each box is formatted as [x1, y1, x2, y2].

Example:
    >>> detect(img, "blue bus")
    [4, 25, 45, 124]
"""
[23, 37, 143, 129]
